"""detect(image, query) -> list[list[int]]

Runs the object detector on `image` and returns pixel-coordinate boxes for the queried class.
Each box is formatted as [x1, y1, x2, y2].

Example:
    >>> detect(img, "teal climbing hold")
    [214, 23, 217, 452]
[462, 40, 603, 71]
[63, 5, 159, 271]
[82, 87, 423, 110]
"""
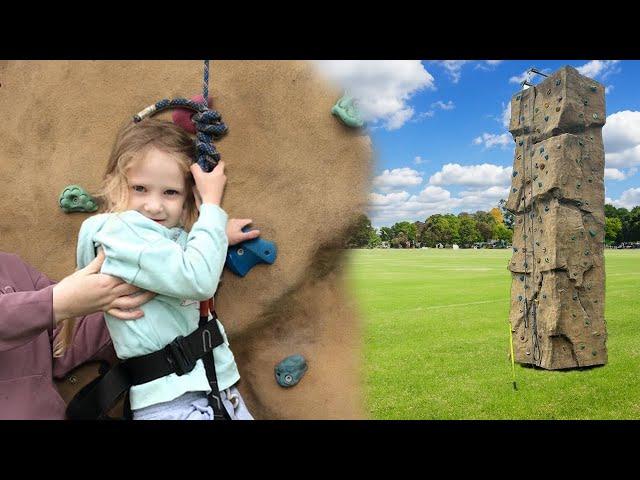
[59, 185, 99, 213]
[513, 171, 518, 177]
[590, 85, 597, 92]
[539, 147, 544, 153]
[544, 155, 549, 160]
[518, 140, 524, 146]
[331, 95, 365, 128]
[512, 188, 518, 193]
[544, 205, 549, 212]
[275, 354, 308, 387]
[589, 229, 597, 237]
[544, 115, 549, 122]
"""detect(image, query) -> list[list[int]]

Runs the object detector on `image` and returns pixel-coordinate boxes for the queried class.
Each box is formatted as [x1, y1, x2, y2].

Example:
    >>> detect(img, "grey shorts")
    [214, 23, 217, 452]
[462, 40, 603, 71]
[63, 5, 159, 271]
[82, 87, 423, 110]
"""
[132, 386, 254, 420]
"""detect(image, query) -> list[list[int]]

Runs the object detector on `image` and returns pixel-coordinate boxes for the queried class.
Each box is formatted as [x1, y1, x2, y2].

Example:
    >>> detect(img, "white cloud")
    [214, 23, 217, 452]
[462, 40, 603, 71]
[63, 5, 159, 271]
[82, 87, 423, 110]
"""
[605, 168, 637, 181]
[605, 85, 614, 94]
[369, 191, 411, 206]
[576, 60, 620, 80]
[431, 100, 455, 110]
[509, 70, 530, 85]
[609, 188, 640, 209]
[485, 60, 503, 66]
[435, 60, 470, 83]
[501, 102, 511, 128]
[603, 111, 640, 168]
[472, 132, 513, 149]
[372, 168, 423, 192]
[414, 156, 425, 165]
[428, 163, 513, 187]
[312, 60, 435, 131]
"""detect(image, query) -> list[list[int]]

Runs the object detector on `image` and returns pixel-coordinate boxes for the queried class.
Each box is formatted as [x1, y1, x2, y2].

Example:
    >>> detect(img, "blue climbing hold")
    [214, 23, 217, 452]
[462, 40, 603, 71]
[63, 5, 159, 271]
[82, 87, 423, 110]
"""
[226, 227, 277, 277]
[275, 354, 308, 387]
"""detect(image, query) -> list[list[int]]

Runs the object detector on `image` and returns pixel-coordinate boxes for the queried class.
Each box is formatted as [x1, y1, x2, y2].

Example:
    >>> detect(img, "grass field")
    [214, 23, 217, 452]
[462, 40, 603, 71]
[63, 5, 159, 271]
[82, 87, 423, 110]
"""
[345, 248, 640, 419]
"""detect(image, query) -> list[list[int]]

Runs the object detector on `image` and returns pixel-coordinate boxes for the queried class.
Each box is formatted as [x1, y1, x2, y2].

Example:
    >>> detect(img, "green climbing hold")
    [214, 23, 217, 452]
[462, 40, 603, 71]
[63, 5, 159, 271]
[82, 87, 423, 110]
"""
[544, 155, 549, 160]
[589, 229, 597, 237]
[535, 108, 539, 113]
[59, 185, 98, 213]
[571, 235, 576, 240]
[580, 344, 585, 350]
[331, 94, 364, 128]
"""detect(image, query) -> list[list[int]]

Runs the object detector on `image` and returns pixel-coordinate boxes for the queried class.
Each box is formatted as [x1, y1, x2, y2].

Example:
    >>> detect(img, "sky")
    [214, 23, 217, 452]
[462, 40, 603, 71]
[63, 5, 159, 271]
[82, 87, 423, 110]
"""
[311, 60, 640, 229]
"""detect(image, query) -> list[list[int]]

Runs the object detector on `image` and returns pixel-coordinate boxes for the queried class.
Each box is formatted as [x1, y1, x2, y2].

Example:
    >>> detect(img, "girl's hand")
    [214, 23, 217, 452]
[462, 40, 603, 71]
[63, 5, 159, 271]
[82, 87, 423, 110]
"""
[227, 219, 261, 246]
[190, 161, 226, 206]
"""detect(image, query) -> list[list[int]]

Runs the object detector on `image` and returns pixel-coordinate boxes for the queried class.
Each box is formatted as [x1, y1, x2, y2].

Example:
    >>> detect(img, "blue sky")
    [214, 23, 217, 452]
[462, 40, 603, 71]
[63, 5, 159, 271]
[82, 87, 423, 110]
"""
[313, 60, 640, 228]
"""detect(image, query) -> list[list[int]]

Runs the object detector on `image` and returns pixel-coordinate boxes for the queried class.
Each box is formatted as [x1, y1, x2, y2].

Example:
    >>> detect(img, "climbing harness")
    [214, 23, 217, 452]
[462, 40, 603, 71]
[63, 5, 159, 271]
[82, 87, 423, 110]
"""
[66, 311, 229, 420]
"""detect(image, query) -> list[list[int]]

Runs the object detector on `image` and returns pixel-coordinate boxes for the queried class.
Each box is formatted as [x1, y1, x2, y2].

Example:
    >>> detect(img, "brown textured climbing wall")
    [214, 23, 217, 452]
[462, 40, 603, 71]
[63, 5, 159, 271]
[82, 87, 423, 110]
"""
[507, 66, 607, 369]
[0, 61, 370, 417]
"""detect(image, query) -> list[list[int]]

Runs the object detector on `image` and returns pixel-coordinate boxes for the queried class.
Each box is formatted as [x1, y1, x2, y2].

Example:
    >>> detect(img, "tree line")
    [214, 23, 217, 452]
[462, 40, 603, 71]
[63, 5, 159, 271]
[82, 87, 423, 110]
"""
[346, 201, 640, 248]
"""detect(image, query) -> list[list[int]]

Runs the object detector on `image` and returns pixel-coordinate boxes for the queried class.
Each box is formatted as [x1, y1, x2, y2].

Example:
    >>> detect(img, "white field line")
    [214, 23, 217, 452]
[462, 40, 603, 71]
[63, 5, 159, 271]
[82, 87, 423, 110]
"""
[403, 299, 505, 312]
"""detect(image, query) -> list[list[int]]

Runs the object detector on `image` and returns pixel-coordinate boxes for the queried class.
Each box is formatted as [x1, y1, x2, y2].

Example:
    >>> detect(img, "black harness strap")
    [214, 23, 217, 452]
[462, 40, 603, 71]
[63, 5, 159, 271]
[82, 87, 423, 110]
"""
[66, 317, 228, 420]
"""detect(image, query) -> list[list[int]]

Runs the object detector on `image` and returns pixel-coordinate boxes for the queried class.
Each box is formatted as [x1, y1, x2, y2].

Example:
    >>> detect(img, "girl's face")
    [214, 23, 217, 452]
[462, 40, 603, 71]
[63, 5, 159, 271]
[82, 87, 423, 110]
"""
[125, 147, 189, 228]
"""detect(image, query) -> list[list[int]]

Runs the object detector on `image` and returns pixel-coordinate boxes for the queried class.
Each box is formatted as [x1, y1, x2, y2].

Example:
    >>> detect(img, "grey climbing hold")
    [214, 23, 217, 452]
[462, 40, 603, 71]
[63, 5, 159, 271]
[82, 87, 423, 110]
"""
[544, 115, 549, 122]
[513, 171, 518, 177]
[593, 113, 599, 120]
[275, 354, 308, 388]
[59, 185, 99, 213]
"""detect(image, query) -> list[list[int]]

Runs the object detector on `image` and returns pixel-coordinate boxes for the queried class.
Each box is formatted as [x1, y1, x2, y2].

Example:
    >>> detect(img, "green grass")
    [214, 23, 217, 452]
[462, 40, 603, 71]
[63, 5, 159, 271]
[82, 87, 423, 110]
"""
[345, 248, 640, 419]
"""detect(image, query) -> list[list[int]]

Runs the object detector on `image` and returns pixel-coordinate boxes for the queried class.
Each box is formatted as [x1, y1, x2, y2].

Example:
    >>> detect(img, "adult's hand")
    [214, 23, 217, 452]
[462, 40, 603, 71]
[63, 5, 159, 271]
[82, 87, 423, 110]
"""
[52, 251, 156, 324]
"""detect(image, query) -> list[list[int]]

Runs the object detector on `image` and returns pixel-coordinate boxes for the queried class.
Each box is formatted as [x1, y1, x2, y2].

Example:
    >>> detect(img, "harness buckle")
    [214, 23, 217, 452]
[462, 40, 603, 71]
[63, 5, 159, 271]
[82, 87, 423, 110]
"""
[164, 336, 196, 376]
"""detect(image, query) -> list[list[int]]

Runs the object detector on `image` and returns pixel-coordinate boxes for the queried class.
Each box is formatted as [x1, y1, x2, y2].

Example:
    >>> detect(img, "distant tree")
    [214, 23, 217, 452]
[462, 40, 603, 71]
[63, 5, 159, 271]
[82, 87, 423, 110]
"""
[492, 223, 513, 243]
[489, 207, 504, 225]
[345, 214, 377, 248]
[605, 217, 623, 244]
[499, 199, 515, 230]
[458, 215, 482, 247]
[391, 221, 418, 247]
[379, 227, 394, 243]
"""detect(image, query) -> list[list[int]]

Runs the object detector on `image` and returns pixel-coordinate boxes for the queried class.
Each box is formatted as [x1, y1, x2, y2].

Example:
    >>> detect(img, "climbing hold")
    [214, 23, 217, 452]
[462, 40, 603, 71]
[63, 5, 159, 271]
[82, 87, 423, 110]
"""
[275, 354, 308, 388]
[518, 295, 523, 301]
[571, 235, 576, 241]
[557, 96, 563, 102]
[544, 115, 549, 122]
[513, 171, 518, 177]
[540, 163, 545, 170]
[539, 147, 544, 153]
[546, 89, 551, 95]
[544, 205, 549, 212]
[573, 293, 578, 300]
[59, 185, 98, 213]
[576, 182, 581, 189]
[535, 108, 539, 113]
[545, 258, 549, 263]
[579, 140, 584, 146]
[538, 182, 542, 187]
[520, 116, 525, 122]
[331, 94, 365, 128]
[583, 99, 589, 106]
[591, 351, 597, 357]
[588, 178, 593, 183]
[556, 79, 561, 86]
[590, 85, 597, 92]
[542, 294, 547, 299]
[579, 113, 584, 118]
[593, 113, 599, 120]
[226, 227, 278, 277]
[513, 247, 518, 252]
[512, 188, 518, 193]
[520, 275, 525, 281]
[535, 241, 540, 246]
[544, 155, 549, 160]
[544, 102, 549, 109]
[589, 229, 597, 237]
[518, 140, 524, 146]
[516, 95, 521, 101]
[584, 250, 590, 256]
[556, 106, 561, 112]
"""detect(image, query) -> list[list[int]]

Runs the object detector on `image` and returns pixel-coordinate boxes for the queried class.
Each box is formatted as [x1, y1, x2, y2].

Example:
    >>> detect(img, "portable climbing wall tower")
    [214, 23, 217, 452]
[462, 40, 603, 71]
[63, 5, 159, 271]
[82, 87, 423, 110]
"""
[507, 66, 607, 370]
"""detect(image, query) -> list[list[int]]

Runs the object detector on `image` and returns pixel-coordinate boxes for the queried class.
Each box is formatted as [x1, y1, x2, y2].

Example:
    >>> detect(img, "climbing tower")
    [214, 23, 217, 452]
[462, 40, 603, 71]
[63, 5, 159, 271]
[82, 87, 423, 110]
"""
[507, 66, 607, 370]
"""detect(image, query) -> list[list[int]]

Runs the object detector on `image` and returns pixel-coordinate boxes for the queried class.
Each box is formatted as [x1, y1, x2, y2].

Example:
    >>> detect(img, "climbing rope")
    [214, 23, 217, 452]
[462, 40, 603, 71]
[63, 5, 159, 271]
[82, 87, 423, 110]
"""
[133, 60, 228, 172]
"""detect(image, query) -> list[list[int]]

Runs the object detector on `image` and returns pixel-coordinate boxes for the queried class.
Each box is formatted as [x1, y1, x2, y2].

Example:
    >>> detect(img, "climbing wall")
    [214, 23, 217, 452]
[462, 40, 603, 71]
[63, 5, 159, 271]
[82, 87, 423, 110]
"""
[507, 66, 607, 370]
[0, 61, 370, 418]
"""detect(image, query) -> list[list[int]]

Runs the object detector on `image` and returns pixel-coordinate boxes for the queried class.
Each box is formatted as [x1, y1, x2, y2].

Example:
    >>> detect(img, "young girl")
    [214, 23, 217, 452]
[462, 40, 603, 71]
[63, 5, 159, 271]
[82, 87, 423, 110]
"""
[57, 118, 256, 420]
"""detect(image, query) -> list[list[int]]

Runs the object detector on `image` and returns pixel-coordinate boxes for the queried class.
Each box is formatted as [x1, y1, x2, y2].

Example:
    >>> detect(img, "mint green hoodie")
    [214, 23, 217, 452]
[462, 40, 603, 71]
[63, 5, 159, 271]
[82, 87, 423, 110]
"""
[76, 204, 240, 410]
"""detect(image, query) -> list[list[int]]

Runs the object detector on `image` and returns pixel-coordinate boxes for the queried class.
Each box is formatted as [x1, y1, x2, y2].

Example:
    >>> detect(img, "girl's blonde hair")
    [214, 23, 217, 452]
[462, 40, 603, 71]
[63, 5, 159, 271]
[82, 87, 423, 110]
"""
[54, 118, 199, 357]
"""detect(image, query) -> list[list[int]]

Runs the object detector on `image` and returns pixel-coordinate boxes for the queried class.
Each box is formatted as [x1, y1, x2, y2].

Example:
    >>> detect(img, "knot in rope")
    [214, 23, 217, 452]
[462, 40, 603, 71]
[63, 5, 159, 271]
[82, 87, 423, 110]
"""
[192, 108, 228, 172]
